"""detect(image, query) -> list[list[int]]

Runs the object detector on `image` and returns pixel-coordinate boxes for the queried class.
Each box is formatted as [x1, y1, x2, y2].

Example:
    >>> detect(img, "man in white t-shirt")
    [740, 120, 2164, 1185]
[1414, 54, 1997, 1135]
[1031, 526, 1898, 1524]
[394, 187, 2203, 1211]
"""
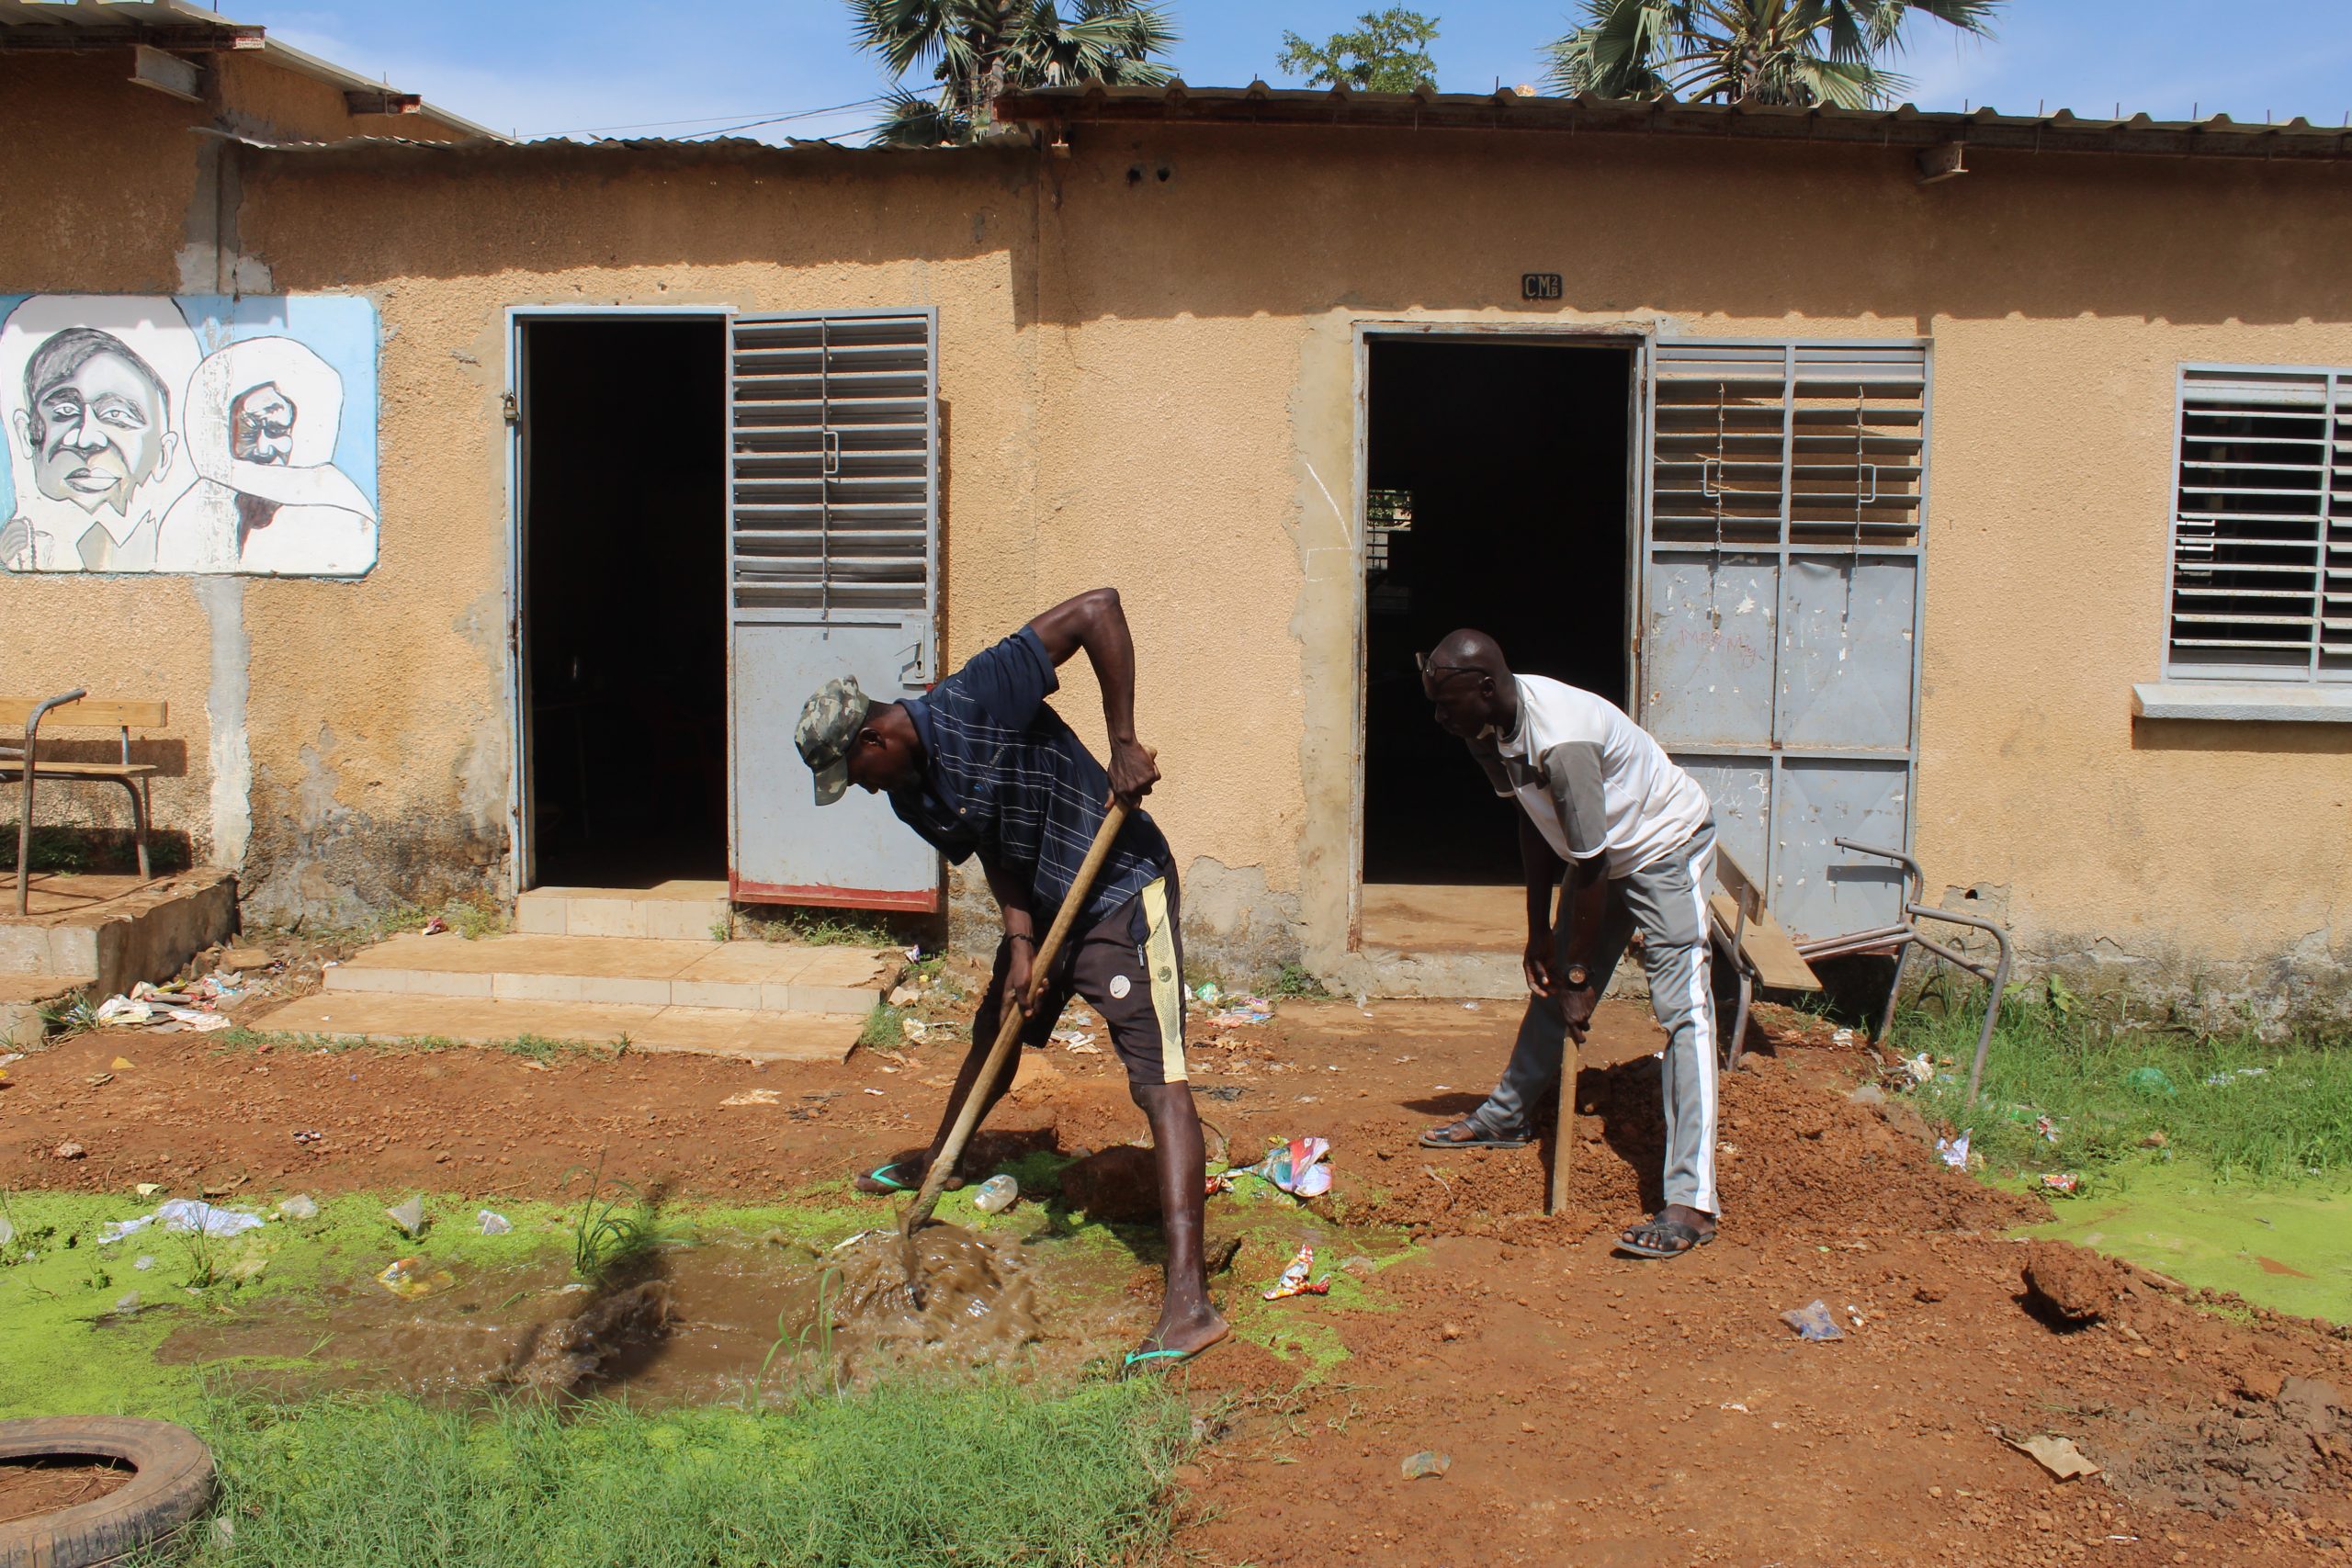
[1415, 626, 1723, 1258]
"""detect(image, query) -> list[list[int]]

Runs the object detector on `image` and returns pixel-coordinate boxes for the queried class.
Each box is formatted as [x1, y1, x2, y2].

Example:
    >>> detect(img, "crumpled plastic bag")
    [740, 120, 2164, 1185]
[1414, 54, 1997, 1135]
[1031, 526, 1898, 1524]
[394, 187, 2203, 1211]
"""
[1780, 1299, 1843, 1341]
[1233, 1136, 1332, 1199]
[99, 1198, 266, 1246]
[1261, 1243, 1331, 1301]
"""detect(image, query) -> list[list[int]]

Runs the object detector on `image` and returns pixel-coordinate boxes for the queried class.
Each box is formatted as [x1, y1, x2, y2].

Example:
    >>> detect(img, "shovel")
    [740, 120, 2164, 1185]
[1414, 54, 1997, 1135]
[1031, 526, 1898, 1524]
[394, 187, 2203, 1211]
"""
[899, 803, 1131, 1290]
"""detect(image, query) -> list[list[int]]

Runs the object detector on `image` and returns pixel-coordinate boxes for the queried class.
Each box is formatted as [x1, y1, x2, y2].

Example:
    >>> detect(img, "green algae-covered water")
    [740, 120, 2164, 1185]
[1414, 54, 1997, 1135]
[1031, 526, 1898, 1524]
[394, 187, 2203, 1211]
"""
[2023, 1158, 2352, 1325]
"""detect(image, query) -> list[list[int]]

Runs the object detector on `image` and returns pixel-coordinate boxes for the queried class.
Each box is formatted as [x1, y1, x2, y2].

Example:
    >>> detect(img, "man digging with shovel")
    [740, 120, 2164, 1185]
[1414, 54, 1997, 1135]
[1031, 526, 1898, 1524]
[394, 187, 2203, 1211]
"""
[793, 587, 1229, 1371]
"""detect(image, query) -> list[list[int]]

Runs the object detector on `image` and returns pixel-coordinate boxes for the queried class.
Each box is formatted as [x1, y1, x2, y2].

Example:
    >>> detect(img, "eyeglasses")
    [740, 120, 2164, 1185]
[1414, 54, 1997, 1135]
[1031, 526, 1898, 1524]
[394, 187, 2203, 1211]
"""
[1415, 651, 1483, 684]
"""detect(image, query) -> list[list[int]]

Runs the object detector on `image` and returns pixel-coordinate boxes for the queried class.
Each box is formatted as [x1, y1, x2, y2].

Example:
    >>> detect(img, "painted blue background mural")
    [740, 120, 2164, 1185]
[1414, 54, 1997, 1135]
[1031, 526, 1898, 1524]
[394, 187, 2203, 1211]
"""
[0, 294, 379, 577]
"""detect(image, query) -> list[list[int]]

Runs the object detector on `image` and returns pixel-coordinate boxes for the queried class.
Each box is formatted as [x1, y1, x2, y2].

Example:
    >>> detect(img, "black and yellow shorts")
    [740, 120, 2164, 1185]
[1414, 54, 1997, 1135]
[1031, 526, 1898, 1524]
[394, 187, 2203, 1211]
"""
[976, 873, 1188, 1088]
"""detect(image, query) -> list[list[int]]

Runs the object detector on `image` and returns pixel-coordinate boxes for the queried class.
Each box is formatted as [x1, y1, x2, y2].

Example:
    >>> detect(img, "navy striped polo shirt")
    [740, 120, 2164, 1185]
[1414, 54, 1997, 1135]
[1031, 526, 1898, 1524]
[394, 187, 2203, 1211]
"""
[892, 626, 1170, 926]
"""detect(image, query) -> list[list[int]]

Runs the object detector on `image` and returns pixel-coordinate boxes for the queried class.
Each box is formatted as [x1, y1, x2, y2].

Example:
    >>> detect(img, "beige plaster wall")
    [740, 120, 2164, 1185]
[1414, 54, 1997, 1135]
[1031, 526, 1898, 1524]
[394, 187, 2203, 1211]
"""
[11, 72, 2346, 1010]
[1019, 125, 2352, 1010]
[1, 51, 485, 892]
[230, 144, 1039, 918]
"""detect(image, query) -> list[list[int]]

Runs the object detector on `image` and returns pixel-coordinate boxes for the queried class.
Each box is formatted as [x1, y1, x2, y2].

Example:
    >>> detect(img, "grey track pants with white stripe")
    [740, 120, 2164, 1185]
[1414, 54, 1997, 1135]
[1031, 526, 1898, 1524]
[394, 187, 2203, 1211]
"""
[1471, 818, 1722, 1215]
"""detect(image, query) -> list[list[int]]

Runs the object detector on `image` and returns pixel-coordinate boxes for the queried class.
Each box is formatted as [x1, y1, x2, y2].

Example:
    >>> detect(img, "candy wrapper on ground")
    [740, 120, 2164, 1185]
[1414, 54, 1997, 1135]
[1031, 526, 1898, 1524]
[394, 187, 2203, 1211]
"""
[2041, 1172, 2080, 1195]
[1262, 1243, 1331, 1301]
[1233, 1136, 1332, 1198]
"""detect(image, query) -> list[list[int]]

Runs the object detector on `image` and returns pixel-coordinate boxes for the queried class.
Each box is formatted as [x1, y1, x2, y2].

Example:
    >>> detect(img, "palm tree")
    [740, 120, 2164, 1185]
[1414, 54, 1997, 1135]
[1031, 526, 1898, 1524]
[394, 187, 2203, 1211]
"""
[851, 0, 1179, 146]
[1544, 0, 1997, 109]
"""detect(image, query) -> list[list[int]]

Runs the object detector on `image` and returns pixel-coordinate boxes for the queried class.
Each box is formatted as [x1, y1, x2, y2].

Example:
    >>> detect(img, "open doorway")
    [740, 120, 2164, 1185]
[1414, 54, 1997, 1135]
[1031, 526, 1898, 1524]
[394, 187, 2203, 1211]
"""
[1361, 335, 1634, 948]
[518, 317, 728, 889]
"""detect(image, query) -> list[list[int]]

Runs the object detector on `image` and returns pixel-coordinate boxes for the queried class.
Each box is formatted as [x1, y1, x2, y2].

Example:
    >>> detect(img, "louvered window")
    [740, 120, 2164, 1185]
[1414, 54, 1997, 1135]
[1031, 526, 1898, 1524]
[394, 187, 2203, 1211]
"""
[729, 311, 937, 674]
[2166, 366, 2350, 682]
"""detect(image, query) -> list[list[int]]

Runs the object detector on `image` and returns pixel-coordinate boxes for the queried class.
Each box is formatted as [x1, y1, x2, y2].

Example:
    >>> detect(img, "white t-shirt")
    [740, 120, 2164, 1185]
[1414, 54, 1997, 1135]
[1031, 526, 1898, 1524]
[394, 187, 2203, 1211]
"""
[1476, 675, 1712, 879]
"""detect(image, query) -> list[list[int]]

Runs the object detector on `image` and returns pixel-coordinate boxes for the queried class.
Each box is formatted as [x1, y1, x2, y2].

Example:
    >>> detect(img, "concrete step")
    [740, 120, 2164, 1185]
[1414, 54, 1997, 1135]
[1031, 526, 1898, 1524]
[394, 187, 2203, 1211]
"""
[0, 973, 93, 1050]
[260, 992, 863, 1062]
[325, 931, 899, 1014]
[514, 882, 730, 942]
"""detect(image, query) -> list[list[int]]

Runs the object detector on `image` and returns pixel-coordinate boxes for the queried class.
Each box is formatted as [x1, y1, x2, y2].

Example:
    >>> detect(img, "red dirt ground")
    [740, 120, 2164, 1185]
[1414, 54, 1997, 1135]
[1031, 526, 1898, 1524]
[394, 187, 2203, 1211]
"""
[3, 992, 2347, 1566]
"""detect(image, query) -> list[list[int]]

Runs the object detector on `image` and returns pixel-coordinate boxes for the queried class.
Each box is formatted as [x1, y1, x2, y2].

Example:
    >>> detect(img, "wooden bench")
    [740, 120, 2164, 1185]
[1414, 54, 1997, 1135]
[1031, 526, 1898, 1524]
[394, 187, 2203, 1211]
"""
[1706, 844, 1822, 1069]
[1, 691, 166, 915]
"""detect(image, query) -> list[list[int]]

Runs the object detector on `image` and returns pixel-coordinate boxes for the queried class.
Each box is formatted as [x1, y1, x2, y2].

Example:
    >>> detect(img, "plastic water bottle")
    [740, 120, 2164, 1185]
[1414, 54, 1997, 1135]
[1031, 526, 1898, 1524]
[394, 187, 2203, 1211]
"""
[973, 1174, 1020, 1214]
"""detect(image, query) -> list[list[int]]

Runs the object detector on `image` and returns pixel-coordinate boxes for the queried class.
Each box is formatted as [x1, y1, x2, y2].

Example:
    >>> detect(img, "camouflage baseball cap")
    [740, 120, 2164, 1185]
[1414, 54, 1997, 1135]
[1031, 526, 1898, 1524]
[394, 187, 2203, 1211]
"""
[794, 674, 870, 807]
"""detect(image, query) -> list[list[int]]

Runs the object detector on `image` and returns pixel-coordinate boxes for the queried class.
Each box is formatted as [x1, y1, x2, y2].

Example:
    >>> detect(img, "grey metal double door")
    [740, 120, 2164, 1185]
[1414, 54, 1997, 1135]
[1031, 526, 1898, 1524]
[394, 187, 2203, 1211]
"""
[727, 310, 940, 908]
[1636, 339, 1931, 942]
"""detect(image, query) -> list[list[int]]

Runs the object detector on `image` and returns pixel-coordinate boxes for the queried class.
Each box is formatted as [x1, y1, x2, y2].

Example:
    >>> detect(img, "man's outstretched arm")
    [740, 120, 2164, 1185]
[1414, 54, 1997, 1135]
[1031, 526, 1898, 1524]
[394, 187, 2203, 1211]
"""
[1028, 587, 1159, 806]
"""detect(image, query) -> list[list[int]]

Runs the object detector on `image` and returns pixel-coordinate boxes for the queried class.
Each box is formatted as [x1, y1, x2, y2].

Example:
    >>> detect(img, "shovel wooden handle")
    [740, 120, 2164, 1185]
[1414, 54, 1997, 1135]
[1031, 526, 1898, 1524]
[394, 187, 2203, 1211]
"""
[901, 802, 1131, 1236]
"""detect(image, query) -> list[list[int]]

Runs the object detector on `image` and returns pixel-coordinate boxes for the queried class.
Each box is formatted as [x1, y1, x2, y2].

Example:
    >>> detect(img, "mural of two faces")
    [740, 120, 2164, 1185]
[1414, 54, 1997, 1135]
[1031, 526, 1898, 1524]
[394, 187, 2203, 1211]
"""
[0, 293, 378, 577]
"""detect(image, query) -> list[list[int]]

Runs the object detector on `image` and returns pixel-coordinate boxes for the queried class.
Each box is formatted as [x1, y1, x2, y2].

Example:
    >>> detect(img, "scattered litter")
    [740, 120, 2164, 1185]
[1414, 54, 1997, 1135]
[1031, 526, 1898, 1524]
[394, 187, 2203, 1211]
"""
[1050, 1028, 1097, 1051]
[1400, 1451, 1452, 1481]
[1935, 1131, 1972, 1170]
[1193, 982, 1220, 1005]
[1204, 1173, 1234, 1196]
[1779, 1300, 1843, 1341]
[2041, 1173, 2081, 1196]
[862, 1087, 887, 1096]
[134, 1182, 164, 1198]
[109, 1055, 134, 1070]
[0, 1053, 20, 1068]
[2034, 1115, 2060, 1144]
[1063, 1041, 1102, 1055]
[972, 1174, 1020, 1214]
[420, 916, 448, 936]
[1902, 1052, 1935, 1085]
[99, 1198, 266, 1245]
[1230, 1136, 1334, 1200]
[1720, 1402, 1750, 1413]
[2123, 1066, 2177, 1098]
[291, 1129, 322, 1145]
[2006, 1433, 2099, 1481]
[1206, 997, 1275, 1031]
[831, 1229, 885, 1252]
[52, 1141, 85, 1160]
[86, 1072, 113, 1087]
[720, 1089, 783, 1107]
[277, 1194, 318, 1220]
[1461, 1000, 1480, 1011]
[899, 1017, 930, 1044]
[1261, 1244, 1331, 1301]
[902, 945, 922, 962]
[112, 1292, 141, 1316]
[2203, 1066, 2269, 1088]
[375, 1258, 457, 1301]
[887, 983, 921, 1008]
[385, 1195, 429, 1237]
[133, 1255, 155, 1271]
[95, 997, 153, 1026]
[1831, 1026, 1857, 1046]
[477, 1209, 513, 1235]
[1198, 1084, 1246, 1101]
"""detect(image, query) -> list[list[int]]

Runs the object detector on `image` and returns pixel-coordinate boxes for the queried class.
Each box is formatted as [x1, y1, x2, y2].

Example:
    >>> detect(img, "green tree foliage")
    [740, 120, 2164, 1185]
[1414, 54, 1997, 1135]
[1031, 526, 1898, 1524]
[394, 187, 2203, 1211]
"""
[1544, 0, 1997, 108]
[1277, 8, 1441, 93]
[851, 0, 1179, 147]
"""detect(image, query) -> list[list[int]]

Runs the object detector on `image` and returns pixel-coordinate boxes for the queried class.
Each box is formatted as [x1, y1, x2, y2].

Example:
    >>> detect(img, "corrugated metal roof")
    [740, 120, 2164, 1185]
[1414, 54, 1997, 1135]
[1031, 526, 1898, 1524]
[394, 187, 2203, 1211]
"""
[0, 0, 501, 141]
[994, 80, 2352, 164]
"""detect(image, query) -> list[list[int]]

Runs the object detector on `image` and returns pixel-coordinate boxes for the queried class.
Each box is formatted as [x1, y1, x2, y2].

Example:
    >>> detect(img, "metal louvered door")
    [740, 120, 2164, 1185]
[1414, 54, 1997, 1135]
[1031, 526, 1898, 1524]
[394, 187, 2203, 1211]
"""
[1637, 339, 1930, 941]
[728, 310, 940, 909]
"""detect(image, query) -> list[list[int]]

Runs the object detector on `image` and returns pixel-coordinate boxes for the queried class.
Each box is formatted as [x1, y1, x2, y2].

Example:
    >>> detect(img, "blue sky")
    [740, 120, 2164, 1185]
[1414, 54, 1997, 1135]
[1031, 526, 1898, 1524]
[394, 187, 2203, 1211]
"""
[263, 1, 2352, 144]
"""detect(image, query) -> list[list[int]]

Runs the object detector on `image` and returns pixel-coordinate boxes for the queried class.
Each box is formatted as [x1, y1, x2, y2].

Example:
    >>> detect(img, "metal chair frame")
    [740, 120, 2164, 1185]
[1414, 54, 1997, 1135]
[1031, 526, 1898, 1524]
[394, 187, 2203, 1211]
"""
[1719, 837, 2014, 1105]
[5, 688, 156, 916]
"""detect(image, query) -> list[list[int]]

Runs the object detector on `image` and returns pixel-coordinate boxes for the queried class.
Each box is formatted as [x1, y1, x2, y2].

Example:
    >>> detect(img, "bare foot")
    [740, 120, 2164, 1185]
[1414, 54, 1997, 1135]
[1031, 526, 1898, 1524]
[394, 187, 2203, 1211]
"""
[1126, 1302, 1230, 1371]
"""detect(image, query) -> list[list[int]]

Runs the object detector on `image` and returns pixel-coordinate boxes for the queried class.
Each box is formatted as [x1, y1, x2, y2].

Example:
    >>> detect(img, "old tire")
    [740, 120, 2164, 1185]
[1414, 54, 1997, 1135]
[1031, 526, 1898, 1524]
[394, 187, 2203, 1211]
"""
[0, 1416, 216, 1568]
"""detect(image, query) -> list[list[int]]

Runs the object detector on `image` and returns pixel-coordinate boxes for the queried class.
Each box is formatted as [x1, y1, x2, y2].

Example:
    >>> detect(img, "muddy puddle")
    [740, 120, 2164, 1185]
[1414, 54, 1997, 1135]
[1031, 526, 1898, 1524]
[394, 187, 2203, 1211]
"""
[158, 1221, 1155, 1405]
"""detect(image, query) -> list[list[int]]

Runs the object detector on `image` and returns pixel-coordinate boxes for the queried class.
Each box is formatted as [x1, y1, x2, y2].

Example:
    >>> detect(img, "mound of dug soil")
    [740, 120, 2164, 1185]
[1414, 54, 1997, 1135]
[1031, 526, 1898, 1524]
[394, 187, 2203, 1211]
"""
[2022, 1238, 2128, 1324]
[2102, 1376, 2352, 1516]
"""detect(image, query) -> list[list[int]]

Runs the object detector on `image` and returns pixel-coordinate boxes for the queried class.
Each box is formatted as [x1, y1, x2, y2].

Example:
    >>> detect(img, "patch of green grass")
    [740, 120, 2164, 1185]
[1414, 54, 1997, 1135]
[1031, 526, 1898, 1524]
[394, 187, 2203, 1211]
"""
[1893, 999, 2352, 1185]
[1263, 962, 1330, 1000]
[859, 1002, 910, 1049]
[201, 1027, 621, 1062]
[560, 1158, 657, 1281]
[737, 905, 905, 948]
[153, 1381, 1189, 1568]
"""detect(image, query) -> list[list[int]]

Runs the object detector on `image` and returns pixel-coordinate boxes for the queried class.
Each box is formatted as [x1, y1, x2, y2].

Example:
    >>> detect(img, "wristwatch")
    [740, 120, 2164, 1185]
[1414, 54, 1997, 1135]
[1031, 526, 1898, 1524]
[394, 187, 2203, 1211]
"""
[1563, 963, 1591, 989]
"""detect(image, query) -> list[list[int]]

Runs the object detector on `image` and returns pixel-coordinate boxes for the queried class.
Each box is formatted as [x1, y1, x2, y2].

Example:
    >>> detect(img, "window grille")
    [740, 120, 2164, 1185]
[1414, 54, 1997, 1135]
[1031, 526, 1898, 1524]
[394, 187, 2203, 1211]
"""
[2166, 366, 2349, 682]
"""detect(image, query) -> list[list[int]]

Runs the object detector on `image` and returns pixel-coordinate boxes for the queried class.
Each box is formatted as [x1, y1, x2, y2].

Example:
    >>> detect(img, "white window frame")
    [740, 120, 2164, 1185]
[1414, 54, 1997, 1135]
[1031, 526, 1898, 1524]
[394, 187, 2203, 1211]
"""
[2137, 363, 2352, 724]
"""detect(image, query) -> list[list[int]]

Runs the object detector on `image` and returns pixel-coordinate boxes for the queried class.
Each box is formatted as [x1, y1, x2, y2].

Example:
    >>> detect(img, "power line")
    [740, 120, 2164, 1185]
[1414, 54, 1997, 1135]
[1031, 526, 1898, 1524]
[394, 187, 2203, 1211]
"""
[673, 98, 886, 140]
[529, 96, 883, 139]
